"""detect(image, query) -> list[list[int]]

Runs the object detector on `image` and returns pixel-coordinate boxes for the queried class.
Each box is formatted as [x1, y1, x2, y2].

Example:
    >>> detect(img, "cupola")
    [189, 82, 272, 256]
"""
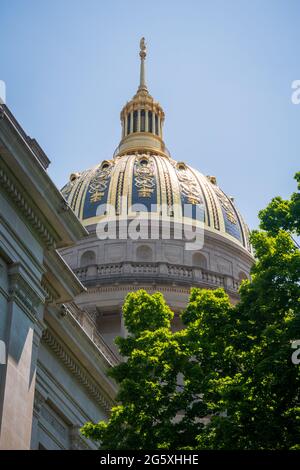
[116, 38, 168, 157]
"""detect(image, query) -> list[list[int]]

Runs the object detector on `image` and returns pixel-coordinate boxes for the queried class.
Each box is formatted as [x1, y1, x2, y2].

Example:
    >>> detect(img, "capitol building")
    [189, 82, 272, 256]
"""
[0, 39, 254, 449]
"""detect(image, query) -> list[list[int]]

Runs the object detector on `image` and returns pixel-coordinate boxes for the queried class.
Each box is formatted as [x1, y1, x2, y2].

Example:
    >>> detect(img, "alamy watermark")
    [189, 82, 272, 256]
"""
[291, 340, 300, 365]
[291, 80, 300, 104]
[95, 200, 205, 250]
[0, 80, 6, 104]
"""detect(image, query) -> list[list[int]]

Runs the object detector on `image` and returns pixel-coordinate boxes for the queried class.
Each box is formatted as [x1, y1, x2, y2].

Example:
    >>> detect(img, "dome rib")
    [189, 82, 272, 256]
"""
[62, 153, 252, 253]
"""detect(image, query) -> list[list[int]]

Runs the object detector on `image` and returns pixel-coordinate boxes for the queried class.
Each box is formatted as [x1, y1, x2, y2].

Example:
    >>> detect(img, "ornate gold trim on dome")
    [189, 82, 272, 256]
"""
[134, 155, 155, 198]
[212, 185, 237, 224]
[60, 39, 252, 254]
[89, 161, 114, 203]
[172, 160, 203, 205]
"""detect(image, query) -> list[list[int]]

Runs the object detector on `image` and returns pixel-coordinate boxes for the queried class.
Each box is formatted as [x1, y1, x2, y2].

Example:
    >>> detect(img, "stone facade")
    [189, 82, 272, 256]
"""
[0, 104, 116, 450]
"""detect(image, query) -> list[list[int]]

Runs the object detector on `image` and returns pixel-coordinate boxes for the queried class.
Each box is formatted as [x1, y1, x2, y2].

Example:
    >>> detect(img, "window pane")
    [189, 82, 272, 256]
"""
[133, 111, 138, 132]
[141, 109, 145, 132]
[127, 114, 131, 134]
[155, 114, 159, 135]
[148, 111, 152, 132]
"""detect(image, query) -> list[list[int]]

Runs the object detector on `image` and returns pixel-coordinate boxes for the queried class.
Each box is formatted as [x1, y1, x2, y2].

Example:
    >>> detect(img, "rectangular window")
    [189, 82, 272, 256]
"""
[133, 111, 138, 132]
[141, 110, 145, 132]
[127, 114, 131, 134]
[155, 114, 159, 135]
[148, 111, 153, 132]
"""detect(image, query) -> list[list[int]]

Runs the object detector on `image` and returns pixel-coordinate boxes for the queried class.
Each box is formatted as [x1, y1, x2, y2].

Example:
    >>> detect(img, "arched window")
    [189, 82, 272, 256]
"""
[133, 111, 138, 133]
[155, 114, 159, 135]
[127, 113, 131, 135]
[192, 252, 207, 269]
[136, 245, 153, 262]
[80, 250, 96, 267]
[140, 109, 145, 132]
[148, 111, 153, 133]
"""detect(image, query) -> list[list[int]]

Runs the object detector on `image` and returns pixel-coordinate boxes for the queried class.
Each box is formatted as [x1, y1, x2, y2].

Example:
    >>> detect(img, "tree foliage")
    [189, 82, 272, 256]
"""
[81, 173, 300, 449]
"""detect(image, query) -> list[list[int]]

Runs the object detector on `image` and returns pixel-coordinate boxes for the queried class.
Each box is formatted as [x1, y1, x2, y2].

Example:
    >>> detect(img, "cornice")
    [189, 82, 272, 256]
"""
[0, 161, 56, 249]
[0, 104, 88, 246]
[41, 276, 60, 305]
[8, 262, 46, 320]
[42, 328, 113, 413]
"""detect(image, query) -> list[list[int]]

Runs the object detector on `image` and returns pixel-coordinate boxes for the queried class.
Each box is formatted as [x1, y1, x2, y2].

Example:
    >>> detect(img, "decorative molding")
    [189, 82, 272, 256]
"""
[70, 425, 90, 450]
[0, 163, 56, 248]
[134, 155, 155, 198]
[88, 161, 114, 203]
[41, 405, 68, 440]
[212, 185, 237, 225]
[203, 177, 220, 230]
[33, 389, 47, 415]
[42, 329, 113, 412]
[0, 284, 9, 300]
[74, 261, 240, 293]
[173, 162, 203, 205]
[65, 302, 119, 367]
[41, 277, 60, 304]
[8, 263, 44, 319]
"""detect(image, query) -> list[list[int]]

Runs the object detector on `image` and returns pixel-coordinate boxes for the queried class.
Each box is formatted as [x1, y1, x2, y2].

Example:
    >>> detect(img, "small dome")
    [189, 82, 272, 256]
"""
[61, 153, 251, 253]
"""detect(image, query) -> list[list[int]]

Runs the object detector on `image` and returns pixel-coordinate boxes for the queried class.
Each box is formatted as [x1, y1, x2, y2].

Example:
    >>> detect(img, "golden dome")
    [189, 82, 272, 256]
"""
[61, 39, 251, 253]
[61, 153, 251, 252]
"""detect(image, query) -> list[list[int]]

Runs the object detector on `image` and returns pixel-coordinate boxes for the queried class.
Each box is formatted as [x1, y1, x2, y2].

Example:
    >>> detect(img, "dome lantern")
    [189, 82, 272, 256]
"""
[116, 38, 167, 157]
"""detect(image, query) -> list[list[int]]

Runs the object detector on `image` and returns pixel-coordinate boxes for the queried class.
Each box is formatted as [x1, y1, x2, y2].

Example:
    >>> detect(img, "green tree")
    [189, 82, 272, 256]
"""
[81, 290, 191, 449]
[195, 174, 300, 449]
[258, 172, 300, 240]
[82, 173, 300, 450]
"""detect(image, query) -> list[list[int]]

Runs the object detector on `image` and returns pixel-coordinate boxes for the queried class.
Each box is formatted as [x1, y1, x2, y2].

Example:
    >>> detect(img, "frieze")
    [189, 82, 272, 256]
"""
[42, 329, 113, 412]
[0, 163, 56, 248]
[8, 264, 43, 318]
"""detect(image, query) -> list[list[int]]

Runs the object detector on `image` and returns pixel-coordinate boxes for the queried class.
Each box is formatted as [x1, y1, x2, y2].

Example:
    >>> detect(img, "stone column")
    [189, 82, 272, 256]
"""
[124, 114, 128, 136]
[121, 118, 125, 138]
[0, 263, 45, 450]
[30, 389, 47, 449]
[152, 112, 155, 135]
[137, 109, 141, 132]
[130, 111, 133, 133]
[145, 109, 149, 132]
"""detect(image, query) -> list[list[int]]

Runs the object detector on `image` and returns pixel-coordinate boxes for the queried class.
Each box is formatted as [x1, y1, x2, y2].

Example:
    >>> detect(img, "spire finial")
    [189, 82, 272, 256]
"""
[138, 37, 147, 92]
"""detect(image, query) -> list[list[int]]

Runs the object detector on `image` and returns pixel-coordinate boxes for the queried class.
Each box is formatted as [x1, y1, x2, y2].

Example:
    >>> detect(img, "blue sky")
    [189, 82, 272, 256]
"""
[1, 0, 299, 229]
